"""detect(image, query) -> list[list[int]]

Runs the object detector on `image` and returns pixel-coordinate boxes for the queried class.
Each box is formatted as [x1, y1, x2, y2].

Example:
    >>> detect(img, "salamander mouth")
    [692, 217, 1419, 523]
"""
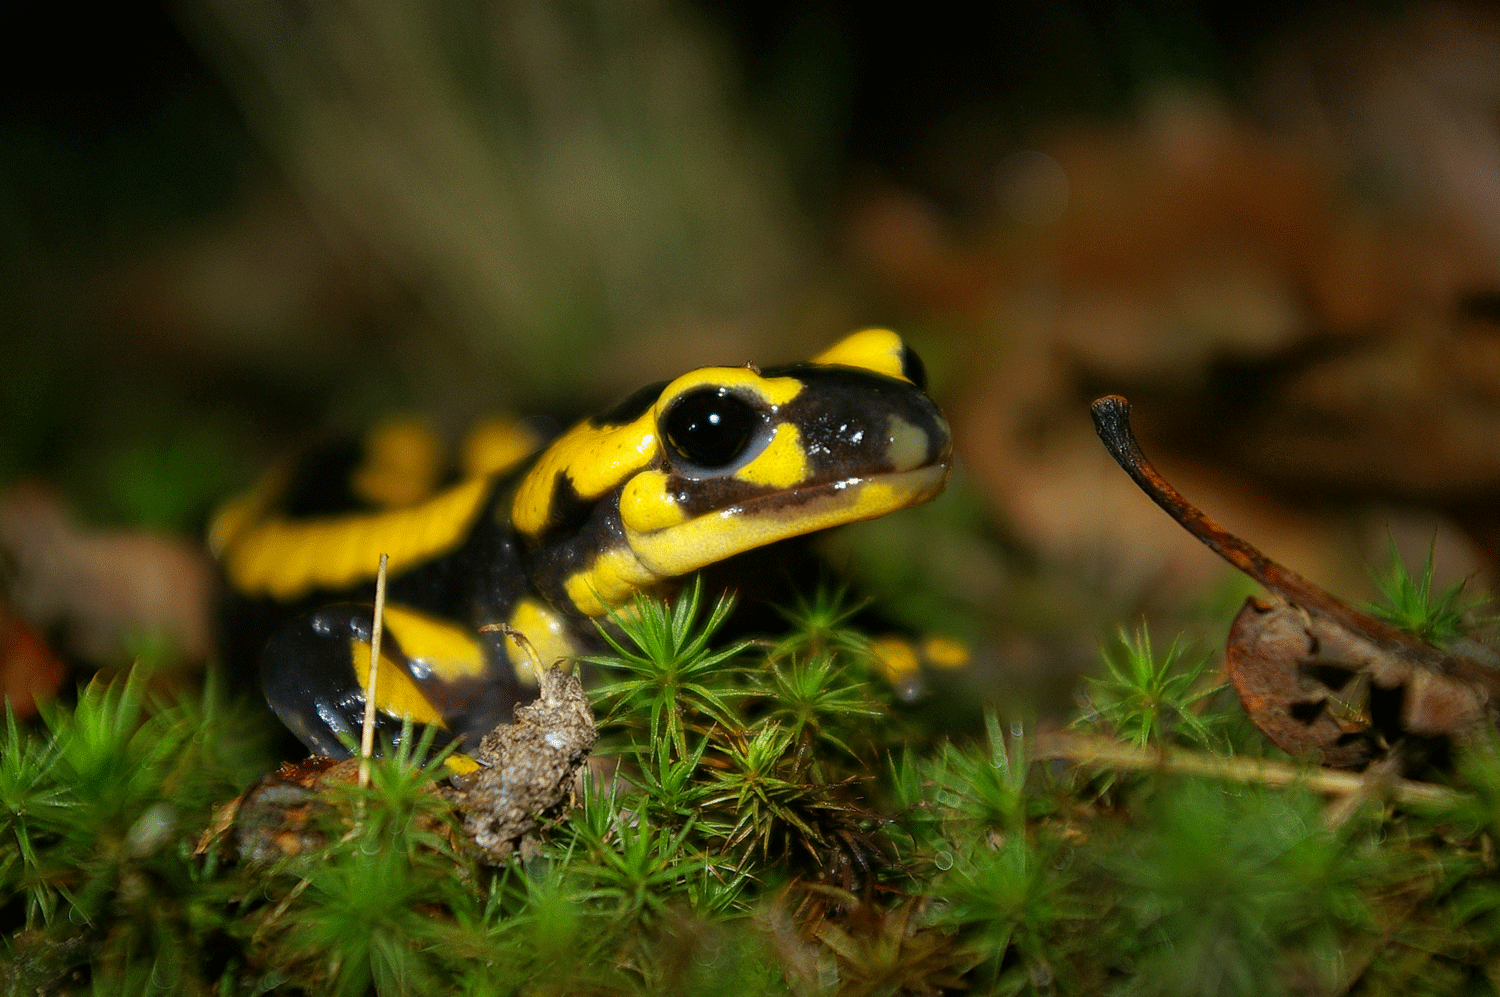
[624, 457, 953, 579]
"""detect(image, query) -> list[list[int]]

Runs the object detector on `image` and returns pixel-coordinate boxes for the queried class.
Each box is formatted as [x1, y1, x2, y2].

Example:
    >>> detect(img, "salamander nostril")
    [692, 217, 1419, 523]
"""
[662, 388, 763, 468]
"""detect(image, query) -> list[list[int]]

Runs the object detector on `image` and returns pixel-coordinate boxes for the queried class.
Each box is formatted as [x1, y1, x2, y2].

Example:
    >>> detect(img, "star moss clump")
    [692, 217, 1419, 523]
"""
[5, 568, 1500, 994]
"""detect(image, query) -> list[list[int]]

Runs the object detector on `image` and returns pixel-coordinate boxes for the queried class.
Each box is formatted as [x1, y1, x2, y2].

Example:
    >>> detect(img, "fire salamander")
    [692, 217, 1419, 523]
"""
[211, 329, 952, 758]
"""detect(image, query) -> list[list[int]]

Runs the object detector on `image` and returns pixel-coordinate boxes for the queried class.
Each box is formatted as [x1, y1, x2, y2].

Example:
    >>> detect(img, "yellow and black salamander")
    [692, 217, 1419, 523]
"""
[211, 329, 952, 757]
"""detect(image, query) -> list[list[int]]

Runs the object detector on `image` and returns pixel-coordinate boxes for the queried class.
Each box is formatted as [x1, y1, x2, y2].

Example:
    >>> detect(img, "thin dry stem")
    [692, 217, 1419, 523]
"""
[479, 622, 549, 697]
[358, 552, 389, 789]
[1034, 730, 1463, 809]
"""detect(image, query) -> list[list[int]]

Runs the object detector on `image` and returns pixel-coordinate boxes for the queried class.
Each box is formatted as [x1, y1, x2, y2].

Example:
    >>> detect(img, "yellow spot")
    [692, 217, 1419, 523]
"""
[564, 547, 657, 616]
[444, 753, 481, 776]
[884, 416, 930, 473]
[463, 417, 543, 479]
[351, 418, 443, 508]
[733, 423, 808, 488]
[350, 641, 447, 727]
[207, 493, 260, 559]
[870, 636, 921, 683]
[208, 465, 289, 556]
[920, 636, 970, 670]
[221, 476, 493, 600]
[380, 604, 488, 681]
[505, 598, 580, 684]
[812, 329, 908, 381]
[619, 470, 688, 533]
[663, 367, 804, 407]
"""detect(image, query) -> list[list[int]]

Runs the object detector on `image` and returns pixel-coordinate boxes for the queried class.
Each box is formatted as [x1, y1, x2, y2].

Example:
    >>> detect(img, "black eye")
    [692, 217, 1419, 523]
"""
[662, 388, 762, 468]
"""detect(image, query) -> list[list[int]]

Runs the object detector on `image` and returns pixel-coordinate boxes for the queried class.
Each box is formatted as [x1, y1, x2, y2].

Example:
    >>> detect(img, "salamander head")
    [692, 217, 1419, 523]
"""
[513, 329, 953, 615]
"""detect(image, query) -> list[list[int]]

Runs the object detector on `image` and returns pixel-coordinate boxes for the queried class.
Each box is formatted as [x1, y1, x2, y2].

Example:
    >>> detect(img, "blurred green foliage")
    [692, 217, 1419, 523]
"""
[1084, 623, 1226, 750]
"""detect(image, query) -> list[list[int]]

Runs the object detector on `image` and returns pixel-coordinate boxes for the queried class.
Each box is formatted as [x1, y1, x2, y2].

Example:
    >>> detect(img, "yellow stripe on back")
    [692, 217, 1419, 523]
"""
[221, 476, 494, 600]
[350, 418, 443, 508]
[463, 417, 544, 479]
[208, 465, 289, 557]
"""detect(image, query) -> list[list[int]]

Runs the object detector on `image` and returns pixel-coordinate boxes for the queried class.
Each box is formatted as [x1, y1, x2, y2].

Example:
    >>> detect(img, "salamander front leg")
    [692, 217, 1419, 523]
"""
[260, 604, 401, 757]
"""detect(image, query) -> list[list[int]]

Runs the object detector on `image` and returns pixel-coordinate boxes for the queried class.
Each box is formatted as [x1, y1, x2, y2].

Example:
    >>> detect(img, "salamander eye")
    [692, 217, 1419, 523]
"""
[662, 388, 763, 469]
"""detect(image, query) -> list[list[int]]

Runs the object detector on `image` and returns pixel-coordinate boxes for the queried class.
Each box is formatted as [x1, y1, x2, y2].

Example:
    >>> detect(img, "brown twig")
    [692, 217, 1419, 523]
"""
[1090, 396, 1450, 670]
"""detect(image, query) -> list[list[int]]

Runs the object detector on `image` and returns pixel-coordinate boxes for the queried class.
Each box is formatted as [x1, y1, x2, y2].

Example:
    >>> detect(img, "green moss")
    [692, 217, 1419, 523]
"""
[1366, 537, 1490, 648]
[6, 572, 1500, 994]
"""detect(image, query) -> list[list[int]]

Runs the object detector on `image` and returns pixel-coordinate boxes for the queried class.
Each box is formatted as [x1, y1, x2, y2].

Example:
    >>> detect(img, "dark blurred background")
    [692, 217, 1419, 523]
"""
[3, 0, 1498, 711]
